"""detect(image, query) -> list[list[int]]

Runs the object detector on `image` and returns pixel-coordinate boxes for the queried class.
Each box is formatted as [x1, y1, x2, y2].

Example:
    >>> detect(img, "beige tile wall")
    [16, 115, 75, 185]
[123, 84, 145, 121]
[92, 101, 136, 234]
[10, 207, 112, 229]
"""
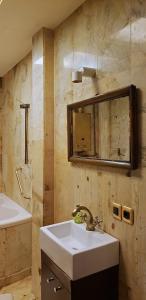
[54, 0, 146, 299]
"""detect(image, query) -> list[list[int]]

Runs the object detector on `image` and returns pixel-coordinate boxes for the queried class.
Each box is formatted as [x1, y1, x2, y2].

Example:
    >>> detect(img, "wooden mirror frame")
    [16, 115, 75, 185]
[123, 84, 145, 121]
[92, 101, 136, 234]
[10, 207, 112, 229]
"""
[67, 85, 138, 169]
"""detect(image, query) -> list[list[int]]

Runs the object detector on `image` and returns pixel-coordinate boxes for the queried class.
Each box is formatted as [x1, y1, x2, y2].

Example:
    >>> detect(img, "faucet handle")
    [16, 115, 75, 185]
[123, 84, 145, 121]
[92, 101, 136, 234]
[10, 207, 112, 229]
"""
[72, 204, 81, 217]
[94, 216, 103, 227]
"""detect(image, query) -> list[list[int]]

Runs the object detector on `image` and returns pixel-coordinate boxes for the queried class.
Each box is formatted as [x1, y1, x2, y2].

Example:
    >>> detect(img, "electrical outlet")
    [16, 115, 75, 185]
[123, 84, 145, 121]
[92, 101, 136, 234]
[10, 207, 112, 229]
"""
[112, 202, 122, 221]
[122, 206, 134, 225]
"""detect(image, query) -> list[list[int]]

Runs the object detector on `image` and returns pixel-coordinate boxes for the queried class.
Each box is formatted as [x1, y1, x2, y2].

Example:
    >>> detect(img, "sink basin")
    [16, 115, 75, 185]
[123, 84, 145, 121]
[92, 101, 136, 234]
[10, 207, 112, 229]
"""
[40, 220, 119, 280]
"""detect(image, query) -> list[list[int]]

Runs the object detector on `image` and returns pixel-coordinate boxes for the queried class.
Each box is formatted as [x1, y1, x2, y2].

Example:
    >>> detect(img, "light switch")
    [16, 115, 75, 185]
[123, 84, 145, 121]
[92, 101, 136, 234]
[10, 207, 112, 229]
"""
[112, 202, 122, 221]
[122, 206, 134, 225]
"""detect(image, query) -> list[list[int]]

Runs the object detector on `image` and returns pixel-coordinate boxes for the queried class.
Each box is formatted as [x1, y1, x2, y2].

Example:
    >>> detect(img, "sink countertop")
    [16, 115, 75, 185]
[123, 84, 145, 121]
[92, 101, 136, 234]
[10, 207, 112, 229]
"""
[40, 220, 119, 280]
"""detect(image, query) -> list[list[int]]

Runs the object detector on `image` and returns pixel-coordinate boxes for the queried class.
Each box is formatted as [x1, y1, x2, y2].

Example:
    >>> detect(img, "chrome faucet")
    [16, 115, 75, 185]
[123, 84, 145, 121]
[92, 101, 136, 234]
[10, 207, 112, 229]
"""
[72, 205, 103, 231]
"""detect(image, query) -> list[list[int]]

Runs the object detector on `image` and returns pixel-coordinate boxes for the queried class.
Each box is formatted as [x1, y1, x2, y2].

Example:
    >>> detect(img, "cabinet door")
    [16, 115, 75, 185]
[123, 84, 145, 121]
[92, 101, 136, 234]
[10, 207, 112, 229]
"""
[42, 263, 71, 300]
[53, 277, 70, 300]
[42, 263, 55, 299]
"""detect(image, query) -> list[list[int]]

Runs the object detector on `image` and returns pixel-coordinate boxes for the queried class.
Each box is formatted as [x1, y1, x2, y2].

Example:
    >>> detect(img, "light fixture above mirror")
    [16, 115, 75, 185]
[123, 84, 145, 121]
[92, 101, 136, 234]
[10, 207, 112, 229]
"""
[72, 67, 96, 83]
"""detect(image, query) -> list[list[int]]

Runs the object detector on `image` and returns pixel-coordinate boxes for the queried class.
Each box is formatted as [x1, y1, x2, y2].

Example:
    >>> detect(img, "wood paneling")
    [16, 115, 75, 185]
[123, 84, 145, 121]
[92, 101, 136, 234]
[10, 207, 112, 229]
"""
[32, 28, 54, 300]
[54, 0, 146, 299]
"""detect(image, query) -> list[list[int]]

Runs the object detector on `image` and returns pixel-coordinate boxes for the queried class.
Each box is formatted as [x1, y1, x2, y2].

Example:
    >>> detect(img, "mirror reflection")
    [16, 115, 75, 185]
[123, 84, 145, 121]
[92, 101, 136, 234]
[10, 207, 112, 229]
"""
[68, 85, 137, 169]
[72, 97, 130, 161]
[95, 96, 130, 161]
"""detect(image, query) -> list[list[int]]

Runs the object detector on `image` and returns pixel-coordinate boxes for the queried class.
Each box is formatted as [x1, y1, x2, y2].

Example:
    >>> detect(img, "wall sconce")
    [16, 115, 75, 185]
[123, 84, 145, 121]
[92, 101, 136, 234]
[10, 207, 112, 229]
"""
[72, 67, 96, 83]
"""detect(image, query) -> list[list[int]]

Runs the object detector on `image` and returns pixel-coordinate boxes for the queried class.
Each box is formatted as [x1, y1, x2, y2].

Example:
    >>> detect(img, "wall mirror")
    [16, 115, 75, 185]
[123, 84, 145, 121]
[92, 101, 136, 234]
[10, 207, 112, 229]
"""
[67, 85, 138, 169]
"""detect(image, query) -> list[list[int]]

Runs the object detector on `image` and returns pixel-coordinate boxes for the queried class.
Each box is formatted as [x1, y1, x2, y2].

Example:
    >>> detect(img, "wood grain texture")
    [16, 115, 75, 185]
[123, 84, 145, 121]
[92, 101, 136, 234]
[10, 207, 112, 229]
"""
[0, 276, 35, 300]
[32, 28, 54, 300]
[54, 0, 146, 299]
[1, 53, 32, 211]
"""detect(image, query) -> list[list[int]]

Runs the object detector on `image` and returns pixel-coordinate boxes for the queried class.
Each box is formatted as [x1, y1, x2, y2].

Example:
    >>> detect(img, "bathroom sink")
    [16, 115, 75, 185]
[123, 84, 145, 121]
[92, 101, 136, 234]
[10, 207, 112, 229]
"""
[40, 220, 119, 280]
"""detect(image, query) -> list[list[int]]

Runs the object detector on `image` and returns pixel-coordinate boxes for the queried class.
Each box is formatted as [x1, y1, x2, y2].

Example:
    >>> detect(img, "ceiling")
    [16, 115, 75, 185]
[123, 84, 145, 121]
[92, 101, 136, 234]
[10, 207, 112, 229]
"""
[0, 0, 85, 76]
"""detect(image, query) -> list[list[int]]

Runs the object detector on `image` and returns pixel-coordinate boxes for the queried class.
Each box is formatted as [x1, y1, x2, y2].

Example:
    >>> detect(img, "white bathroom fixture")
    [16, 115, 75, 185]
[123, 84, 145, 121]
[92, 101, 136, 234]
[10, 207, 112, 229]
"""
[72, 67, 96, 83]
[40, 220, 119, 280]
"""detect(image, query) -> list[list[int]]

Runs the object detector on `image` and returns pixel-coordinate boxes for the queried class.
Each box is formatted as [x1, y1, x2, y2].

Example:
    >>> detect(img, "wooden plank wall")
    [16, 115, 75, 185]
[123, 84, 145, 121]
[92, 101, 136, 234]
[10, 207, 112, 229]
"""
[54, 0, 146, 299]
[0, 82, 2, 191]
[32, 28, 54, 300]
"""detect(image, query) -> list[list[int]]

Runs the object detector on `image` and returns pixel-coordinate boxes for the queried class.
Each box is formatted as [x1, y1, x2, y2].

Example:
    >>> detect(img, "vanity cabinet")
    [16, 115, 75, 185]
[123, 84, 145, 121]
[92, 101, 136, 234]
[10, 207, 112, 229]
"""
[41, 251, 119, 300]
[42, 262, 70, 300]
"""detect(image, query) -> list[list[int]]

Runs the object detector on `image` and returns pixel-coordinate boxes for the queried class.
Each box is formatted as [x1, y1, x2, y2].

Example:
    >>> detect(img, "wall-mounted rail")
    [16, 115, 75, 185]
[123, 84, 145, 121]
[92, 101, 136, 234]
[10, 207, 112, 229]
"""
[15, 167, 31, 200]
[20, 104, 30, 164]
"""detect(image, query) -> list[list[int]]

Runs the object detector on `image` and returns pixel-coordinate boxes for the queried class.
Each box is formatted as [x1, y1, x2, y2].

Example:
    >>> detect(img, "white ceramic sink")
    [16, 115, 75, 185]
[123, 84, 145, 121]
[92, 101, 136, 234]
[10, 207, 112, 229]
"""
[40, 220, 119, 280]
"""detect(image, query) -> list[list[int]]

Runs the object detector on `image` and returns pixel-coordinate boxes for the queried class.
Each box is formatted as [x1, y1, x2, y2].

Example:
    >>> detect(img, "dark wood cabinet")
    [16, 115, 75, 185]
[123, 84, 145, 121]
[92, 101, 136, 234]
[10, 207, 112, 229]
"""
[41, 251, 119, 300]
[41, 261, 70, 300]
